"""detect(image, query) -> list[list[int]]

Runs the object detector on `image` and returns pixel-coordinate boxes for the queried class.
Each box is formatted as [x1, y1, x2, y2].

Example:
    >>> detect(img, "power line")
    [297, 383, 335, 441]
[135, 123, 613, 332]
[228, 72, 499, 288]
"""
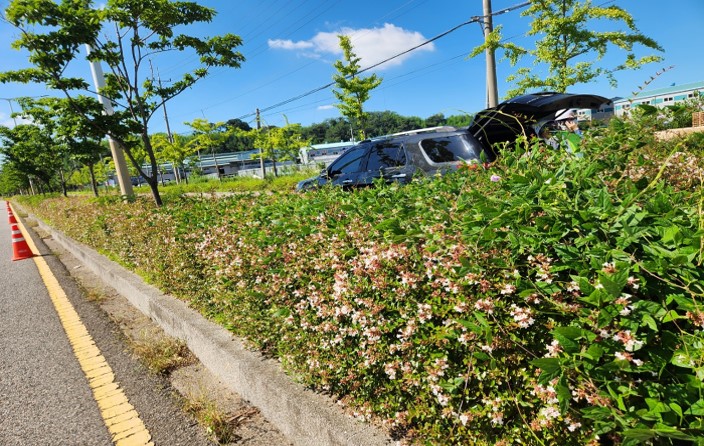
[235, 0, 530, 121]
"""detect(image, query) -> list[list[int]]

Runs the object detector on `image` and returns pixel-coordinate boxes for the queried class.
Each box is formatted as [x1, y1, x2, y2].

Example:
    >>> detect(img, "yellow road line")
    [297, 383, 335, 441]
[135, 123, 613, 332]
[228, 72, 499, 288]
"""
[10, 205, 153, 446]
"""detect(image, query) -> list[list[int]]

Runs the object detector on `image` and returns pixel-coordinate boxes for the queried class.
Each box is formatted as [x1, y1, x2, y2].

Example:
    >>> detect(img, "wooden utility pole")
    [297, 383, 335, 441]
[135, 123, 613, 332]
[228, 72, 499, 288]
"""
[483, 0, 499, 108]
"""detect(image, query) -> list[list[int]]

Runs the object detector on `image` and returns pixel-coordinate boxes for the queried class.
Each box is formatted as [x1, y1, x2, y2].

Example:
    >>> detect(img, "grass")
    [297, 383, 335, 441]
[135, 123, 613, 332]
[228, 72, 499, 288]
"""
[182, 394, 259, 444]
[128, 333, 196, 375]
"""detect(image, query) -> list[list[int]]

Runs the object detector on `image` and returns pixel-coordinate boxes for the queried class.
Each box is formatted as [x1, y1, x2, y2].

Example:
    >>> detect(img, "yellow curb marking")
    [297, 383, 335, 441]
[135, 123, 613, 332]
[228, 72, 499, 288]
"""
[10, 205, 153, 446]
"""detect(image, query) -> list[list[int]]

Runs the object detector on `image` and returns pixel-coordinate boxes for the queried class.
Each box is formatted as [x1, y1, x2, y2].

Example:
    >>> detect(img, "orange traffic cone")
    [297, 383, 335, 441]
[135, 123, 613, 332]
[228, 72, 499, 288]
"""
[11, 223, 34, 261]
[8, 209, 17, 224]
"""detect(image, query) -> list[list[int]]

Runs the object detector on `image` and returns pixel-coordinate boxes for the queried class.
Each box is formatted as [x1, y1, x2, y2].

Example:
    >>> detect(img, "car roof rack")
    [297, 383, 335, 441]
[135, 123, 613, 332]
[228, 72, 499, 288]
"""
[371, 126, 459, 140]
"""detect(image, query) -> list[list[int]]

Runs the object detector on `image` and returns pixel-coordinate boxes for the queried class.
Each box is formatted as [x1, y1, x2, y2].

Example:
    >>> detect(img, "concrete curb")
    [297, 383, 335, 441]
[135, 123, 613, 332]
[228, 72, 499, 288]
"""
[30, 215, 392, 446]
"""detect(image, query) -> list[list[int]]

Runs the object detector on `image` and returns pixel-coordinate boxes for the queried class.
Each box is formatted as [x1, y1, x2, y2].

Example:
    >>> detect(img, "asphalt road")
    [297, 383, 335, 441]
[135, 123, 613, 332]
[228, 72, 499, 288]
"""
[0, 206, 215, 446]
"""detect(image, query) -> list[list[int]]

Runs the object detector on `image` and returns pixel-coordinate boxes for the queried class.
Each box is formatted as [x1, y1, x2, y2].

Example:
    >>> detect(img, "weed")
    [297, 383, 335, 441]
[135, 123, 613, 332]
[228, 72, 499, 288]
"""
[129, 334, 196, 375]
[183, 395, 258, 444]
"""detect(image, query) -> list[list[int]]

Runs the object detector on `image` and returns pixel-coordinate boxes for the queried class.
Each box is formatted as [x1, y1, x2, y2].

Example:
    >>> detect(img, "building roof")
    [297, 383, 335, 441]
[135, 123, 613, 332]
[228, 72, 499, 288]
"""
[614, 80, 704, 104]
[194, 149, 260, 166]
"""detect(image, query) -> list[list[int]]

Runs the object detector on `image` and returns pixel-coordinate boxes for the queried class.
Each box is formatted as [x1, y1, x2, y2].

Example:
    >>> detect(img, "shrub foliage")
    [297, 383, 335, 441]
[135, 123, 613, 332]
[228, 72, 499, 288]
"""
[19, 118, 704, 445]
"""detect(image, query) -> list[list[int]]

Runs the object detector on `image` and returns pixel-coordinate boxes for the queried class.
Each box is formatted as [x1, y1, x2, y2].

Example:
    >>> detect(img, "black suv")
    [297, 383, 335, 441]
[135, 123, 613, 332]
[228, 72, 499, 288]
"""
[296, 92, 611, 191]
[467, 91, 610, 161]
[296, 126, 483, 191]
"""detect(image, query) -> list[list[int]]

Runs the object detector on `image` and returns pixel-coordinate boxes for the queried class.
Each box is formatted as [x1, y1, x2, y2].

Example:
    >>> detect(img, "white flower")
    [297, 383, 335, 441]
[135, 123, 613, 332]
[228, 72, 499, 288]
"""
[545, 339, 562, 357]
[567, 421, 582, 432]
[620, 306, 634, 316]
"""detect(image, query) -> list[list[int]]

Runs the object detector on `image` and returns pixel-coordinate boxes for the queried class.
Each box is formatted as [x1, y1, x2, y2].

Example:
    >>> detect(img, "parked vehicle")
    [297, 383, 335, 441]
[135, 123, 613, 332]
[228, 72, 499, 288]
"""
[468, 91, 610, 160]
[296, 126, 483, 191]
[296, 92, 611, 191]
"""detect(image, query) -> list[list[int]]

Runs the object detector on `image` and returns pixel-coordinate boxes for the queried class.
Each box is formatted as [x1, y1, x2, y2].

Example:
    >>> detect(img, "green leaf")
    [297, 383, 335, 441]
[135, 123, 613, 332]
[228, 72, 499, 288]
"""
[530, 358, 561, 383]
[663, 310, 686, 323]
[671, 350, 695, 369]
[685, 399, 704, 416]
[556, 381, 572, 413]
[585, 343, 605, 362]
[270, 307, 290, 318]
[622, 429, 656, 441]
[641, 314, 658, 331]
[661, 225, 682, 246]
[653, 425, 698, 441]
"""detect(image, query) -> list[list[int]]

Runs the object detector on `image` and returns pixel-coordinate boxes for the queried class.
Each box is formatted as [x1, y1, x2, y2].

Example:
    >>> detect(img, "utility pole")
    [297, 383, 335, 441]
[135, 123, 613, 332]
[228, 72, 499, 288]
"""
[256, 108, 266, 179]
[151, 60, 181, 183]
[483, 0, 499, 108]
[0, 98, 18, 126]
[85, 44, 134, 199]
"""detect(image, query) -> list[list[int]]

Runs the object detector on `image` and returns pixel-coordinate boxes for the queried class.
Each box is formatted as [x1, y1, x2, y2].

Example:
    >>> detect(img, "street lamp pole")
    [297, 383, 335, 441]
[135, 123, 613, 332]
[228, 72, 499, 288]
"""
[0, 98, 18, 126]
[85, 44, 134, 199]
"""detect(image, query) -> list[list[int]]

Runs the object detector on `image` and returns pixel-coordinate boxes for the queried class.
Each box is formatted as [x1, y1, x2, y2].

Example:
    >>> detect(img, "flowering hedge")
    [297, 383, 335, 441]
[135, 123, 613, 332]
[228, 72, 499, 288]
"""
[19, 118, 704, 445]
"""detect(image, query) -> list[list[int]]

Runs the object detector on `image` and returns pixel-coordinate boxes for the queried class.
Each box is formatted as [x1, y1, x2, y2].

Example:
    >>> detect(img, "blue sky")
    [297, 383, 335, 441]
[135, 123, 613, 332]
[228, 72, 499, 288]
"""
[0, 0, 702, 137]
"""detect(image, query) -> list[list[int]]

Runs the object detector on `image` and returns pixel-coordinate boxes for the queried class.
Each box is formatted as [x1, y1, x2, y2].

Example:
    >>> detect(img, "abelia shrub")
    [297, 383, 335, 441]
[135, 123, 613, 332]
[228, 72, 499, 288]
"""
[20, 120, 704, 445]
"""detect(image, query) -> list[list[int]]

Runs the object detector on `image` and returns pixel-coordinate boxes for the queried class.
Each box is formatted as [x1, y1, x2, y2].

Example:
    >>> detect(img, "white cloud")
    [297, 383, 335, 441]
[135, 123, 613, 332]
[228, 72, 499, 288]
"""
[317, 105, 335, 110]
[0, 112, 33, 128]
[268, 39, 315, 50]
[269, 23, 434, 70]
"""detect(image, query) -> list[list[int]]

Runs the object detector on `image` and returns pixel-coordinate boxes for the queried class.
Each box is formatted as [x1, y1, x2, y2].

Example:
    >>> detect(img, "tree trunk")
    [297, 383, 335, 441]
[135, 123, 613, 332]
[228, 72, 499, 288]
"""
[171, 162, 180, 184]
[180, 162, 189, 185]
[88, 163, 99, 197]
[59, 169, 68, 197]
[146, 175, 163, 206]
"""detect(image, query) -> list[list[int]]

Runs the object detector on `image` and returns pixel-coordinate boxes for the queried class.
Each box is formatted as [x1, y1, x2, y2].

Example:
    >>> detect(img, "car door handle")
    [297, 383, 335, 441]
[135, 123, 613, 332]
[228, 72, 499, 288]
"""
[390, 173, 407, 179]
[342, 180, 353, 184]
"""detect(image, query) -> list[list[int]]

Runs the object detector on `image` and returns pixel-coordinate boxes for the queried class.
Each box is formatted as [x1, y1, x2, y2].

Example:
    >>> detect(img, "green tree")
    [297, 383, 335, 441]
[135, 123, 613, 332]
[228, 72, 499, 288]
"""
[332, 35, 382, 140]
[17, 96, 108, 196]
[365, 110, 423, 137]
[323, 117, 354, 143]
[1, 0, 245, 206]
[472, 0, 663, 97]
[223, 126, 256, 152]
[0, 123, 62, 193]
[186, 118, 232, 181]
[151, 133, 197, 184]
[445, 113, 473, 128]
[424, 113, 446, 128]
[254, 120, 310, 176]
[0, 161, 29, 196]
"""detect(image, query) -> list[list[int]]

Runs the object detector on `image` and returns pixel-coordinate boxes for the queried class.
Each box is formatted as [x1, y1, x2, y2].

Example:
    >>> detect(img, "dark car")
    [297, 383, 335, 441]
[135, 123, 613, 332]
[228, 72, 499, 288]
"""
[297, 92, 610, 191]
[296, 126, 484, 191]
[467, 91, 610, 160]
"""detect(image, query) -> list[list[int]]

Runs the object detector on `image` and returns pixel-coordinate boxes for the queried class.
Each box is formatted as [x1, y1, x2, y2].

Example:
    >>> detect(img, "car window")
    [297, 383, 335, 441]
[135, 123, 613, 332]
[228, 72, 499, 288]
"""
[365, 142, 406, 171]
[328, 146, 367, 176]
[420, 135, 479, 164]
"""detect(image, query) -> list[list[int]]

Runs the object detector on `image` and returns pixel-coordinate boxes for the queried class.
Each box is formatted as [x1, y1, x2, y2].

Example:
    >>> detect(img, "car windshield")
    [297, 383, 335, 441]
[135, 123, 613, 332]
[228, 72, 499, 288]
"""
[420, 134, 480, 164]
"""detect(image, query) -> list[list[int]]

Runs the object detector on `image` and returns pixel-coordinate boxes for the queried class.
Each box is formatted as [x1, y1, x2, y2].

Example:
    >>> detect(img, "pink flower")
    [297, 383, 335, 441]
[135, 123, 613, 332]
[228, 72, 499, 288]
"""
[490, 174, 501, 182]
